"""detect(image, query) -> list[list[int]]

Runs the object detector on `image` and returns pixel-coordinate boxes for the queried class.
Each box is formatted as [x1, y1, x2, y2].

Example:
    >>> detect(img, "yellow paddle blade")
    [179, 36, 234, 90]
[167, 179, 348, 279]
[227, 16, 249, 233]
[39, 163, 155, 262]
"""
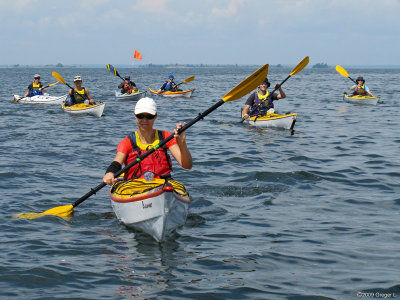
[335, 65, 349, 78]
[52, 72, 66, 85]
[290, 56, 309, 76]
[48, 81, 59, 87]
[222, 64, 269, 102]
[183, 76, 195, 83]
[106, 64, 111, 71]
[13, 205, 74, 220]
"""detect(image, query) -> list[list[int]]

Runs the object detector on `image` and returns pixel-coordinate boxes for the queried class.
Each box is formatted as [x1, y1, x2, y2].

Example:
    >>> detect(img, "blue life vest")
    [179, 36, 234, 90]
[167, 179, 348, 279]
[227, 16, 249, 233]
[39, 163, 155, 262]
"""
[249, 91, 270, 116]
[29, 82, 43, 96]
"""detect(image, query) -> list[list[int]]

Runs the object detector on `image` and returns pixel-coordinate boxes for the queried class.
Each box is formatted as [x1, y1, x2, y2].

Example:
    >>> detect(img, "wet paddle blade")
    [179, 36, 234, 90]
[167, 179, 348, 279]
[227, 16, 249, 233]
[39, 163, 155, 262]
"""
[52, 72, 66, 85]
[335, 65, 349, 78]
[13, 205, 74, 219]
[290, 56, 309, 76]
[222, 64, 269, 102]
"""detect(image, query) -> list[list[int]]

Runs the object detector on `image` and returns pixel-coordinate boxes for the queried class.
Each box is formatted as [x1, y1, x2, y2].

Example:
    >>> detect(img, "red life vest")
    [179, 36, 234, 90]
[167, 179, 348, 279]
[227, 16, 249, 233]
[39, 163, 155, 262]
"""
[123, 83, 132, 93]
[124, 130, 173, 180]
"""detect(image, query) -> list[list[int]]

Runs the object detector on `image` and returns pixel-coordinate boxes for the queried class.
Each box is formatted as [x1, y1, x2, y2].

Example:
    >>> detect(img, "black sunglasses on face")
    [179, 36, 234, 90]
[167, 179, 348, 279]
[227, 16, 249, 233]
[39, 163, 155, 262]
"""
[136, 114, 156, 120]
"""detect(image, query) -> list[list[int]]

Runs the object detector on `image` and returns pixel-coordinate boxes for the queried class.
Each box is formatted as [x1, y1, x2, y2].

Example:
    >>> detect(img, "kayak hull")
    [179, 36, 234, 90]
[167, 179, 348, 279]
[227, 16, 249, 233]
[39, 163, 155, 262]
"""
[148, 88, 195, 98]
[343, 93, 380, 105]
[110, 178, 190, 242]
[244, 113, 297, 130]
[62, 102, 106, 117]
[115, 90, 147, 101]
[13, 94, 68, 104]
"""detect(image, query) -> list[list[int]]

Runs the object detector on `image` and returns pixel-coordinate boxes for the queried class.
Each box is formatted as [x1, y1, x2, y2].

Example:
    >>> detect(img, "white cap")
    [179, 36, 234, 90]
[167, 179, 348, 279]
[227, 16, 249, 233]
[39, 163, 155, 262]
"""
[34, 74, 40, 78]
[135, 97, 157, 115]
[73, 75, 82, 82]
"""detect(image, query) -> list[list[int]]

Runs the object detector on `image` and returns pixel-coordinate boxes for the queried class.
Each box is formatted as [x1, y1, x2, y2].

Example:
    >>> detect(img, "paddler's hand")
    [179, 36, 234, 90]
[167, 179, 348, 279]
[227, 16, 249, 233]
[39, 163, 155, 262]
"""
[174, 122, 187, 145]
[242, 113, 250, 120]
[103, 172, 118, 185]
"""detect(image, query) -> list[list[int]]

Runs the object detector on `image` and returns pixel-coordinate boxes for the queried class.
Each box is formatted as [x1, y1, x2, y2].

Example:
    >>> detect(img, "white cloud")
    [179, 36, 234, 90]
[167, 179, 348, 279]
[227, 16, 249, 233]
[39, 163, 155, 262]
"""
[211, 0, 244, 18]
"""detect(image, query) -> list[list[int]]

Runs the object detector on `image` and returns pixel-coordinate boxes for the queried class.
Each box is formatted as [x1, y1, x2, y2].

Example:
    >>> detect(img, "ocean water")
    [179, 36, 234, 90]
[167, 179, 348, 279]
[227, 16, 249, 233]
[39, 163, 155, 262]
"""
[0, 65, 399, 299]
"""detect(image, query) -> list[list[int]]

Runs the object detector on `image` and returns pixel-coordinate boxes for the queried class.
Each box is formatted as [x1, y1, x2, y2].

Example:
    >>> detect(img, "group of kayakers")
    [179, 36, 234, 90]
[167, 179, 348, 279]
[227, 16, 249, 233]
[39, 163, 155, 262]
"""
[21, 70, 375, 187]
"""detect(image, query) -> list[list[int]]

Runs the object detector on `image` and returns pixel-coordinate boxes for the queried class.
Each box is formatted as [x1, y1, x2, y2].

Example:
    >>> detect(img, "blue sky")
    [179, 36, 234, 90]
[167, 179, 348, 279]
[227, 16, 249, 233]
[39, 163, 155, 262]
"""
[1, 0, 399, 66]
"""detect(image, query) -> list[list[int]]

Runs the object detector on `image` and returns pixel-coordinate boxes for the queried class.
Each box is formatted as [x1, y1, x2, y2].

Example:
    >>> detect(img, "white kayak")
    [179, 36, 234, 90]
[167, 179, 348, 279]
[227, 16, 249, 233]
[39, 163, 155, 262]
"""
[110, 178, 190, 242]
[243, 112, 297, 130]
[13, 93, 68, 104]
[115, 90, 147, 101]
[62, 102, 106, 117]
[343, 93, 381, 105]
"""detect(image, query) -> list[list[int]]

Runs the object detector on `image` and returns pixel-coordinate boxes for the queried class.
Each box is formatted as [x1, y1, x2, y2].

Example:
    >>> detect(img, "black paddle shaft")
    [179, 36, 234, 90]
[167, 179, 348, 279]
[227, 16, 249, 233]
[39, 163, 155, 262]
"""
[72, 99, 225, 208]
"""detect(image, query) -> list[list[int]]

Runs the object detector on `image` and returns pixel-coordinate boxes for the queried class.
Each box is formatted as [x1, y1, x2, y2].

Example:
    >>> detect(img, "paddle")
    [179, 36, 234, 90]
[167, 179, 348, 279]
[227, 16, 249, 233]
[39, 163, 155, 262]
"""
[335, 65, 357, 84]
[51, 72, 86, 101]
[241, 56, 309, 122]
[12, 81, 59, 102]
[106, 63, 125, 81]
[107, 63, 138, 94]
[14, 63, 269, 219]
[158, 76, 195, 94]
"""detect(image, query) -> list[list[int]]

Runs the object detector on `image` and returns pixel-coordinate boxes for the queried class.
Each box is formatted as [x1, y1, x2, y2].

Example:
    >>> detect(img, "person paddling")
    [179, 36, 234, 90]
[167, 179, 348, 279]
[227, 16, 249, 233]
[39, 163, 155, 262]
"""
[65, 75, 96, 106]
[350, 76, 374, 97]
[118, 75, 138, 94]
[157, 75, 180, 93]
[103, 97, 192, 185]
[23, 74, 46, 98]
[241, 78, 286, 120]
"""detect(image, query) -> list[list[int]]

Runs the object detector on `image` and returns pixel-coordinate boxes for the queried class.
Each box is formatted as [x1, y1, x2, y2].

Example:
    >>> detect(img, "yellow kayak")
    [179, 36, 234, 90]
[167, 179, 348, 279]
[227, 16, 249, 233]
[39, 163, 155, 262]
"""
[343, 93, 381, 105]
[148, 88, 195, 98]
[62, 102, 106, 117]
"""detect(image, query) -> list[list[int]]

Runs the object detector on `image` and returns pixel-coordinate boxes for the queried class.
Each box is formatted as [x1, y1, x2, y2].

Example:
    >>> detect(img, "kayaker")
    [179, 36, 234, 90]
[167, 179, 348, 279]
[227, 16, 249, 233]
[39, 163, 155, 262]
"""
[242, 78, 286, 119]
[23, 74, 46, 97]
[350, 76, 374, 96]
[65, 75, 96, 106]
[157, 75, 179, 93]
[118, 75, 137, 94]
[103, 97, 192, 185]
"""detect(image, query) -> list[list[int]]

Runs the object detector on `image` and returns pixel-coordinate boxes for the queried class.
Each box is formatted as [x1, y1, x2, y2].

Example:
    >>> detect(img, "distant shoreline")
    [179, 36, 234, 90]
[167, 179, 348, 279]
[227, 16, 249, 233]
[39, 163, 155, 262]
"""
[1, 64, 400, 69]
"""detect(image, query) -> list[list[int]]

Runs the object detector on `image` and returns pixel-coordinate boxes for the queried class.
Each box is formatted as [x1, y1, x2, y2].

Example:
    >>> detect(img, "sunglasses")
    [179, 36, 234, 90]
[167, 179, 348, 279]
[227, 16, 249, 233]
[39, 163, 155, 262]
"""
[34, 78, 40, 80]
[136, 114, 156, 120]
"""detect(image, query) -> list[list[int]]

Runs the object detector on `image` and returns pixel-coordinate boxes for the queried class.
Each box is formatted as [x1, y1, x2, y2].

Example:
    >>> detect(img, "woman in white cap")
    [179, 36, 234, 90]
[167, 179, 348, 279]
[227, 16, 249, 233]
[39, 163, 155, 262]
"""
[103, 97, 192, 185]
[23, 74, 46, 97]
[65, 75, 96, 106]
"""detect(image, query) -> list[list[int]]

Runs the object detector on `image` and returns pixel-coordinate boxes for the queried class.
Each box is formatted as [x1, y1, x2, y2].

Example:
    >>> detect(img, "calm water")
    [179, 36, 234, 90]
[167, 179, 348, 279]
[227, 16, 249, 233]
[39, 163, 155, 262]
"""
[0, 65, 399, 299]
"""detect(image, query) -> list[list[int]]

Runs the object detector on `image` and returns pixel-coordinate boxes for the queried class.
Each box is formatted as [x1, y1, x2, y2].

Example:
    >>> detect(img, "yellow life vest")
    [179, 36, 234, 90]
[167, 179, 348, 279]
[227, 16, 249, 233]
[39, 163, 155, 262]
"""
[256, 90, 269, 101]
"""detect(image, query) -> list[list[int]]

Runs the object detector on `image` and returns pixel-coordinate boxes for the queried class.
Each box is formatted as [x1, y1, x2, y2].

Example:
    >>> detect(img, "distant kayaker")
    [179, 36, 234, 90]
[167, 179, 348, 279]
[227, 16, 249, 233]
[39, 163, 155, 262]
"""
[118, 75, 138, 94]
[103, 97, 192, 185]
[23, 74, 46, 97]
[65, 75, 96, 106]
[241, 78, 286, 119]
[157, 75, 180, 93]
[350, 76, 374, 96]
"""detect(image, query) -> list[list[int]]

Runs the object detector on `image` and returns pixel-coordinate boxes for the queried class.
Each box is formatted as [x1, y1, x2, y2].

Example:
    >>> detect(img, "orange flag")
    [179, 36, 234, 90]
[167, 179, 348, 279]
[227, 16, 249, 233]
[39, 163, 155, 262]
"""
[134, 50, 142, 60]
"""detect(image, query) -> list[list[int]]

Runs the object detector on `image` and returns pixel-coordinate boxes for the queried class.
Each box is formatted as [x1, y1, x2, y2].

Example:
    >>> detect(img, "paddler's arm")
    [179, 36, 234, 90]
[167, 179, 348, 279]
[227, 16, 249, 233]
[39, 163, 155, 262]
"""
[85, 88, 96, 105]
[242, 104, 251, 119]
[275, 84, 286, 99]
[169, 123, 192, 170]
[103, 152, 126, 185]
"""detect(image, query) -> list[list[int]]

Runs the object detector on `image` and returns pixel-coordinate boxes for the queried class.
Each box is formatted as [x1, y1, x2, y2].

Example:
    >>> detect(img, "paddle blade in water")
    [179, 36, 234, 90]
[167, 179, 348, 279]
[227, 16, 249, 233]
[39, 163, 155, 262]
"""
[222, 64, 269, 102]
[52, 72, 66, 84]
[13, 204, 74, 219]
[290, 56, 309, 76]
[335, 65, 349, 78]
